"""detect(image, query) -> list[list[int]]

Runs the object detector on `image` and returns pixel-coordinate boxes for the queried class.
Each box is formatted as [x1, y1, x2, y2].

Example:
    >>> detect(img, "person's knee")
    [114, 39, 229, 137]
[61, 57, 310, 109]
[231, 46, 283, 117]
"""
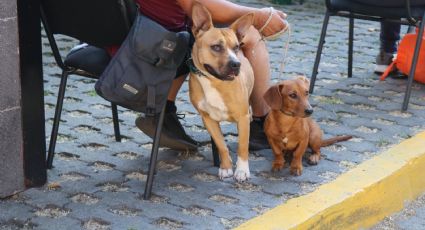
[241, 26, 263, 49]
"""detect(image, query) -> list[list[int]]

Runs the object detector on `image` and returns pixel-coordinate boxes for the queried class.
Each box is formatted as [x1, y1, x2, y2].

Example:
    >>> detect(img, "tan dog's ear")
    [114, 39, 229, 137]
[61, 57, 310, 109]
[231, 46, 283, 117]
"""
[191, 2, 213, 36]
[297, 75, 310, 88]
[230, 13, 254, 42]
[264, 84, 284, 110]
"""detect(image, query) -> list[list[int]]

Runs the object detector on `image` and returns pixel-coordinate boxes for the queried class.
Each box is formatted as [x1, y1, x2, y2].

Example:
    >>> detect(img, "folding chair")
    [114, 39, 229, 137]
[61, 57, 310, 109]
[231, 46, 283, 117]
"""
[40, 0, 167, 199]
[41, 0, 221, 199]
[40, 0, 138, 169]
[309, 0, 425, 111]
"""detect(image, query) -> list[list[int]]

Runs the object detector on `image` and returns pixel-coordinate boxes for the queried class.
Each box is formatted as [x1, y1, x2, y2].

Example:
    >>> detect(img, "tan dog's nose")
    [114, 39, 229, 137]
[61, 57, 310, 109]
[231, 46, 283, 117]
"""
[228, 60, 241, 72]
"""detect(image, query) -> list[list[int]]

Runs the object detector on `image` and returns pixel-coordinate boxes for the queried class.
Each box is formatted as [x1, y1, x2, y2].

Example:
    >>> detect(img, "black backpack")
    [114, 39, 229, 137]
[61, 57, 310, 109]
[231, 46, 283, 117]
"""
[95, 14, 190, 115]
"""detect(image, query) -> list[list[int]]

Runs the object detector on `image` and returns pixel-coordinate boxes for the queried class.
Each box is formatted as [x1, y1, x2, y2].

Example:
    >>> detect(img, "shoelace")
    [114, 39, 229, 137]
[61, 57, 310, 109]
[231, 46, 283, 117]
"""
[175, 113, 186, 120]
[173, 113, 196, 142]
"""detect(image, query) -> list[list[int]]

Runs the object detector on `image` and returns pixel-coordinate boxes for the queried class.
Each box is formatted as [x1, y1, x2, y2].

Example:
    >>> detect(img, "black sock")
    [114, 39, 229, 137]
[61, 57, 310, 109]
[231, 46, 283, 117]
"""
[252, 114, 267, 126]
[165, 100, 177, 113]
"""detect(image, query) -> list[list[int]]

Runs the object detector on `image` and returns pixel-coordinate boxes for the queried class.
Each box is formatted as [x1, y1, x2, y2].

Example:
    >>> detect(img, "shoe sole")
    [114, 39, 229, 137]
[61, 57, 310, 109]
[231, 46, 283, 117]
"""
[374, 64, 388, 74]
[135, 117, 197, 151]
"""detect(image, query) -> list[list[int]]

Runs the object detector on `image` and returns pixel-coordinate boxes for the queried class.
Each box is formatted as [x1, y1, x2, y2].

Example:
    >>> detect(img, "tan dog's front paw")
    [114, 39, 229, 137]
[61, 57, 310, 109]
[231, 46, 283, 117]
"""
[290, 165, 303, 176]
[308, 154, 320, 165]
[234, 169, 250, 182]
[234, 157, 250, 182]
[219, 168, 234, 180]
[272, 161, 285, 172]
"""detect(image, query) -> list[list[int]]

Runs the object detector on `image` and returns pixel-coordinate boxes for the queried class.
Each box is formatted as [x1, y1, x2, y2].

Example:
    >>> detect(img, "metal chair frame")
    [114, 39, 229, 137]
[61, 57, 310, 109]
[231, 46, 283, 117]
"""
[40, 1, 220, 199]
[310, 0, 425, 111]
[40, 6, 122, 169]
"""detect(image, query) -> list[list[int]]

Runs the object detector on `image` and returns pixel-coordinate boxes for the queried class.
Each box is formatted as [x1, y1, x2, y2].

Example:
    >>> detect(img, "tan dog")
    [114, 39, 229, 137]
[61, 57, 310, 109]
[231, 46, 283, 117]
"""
[188, 3, 254, 181]
[263, 76, 352, 176]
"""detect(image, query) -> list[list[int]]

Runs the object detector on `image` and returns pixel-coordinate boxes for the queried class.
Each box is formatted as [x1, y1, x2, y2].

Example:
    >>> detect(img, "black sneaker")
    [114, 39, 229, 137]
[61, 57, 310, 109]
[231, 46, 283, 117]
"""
[135, 113, 198, 151]
[249, 118, 270, 151]
[163, 112, 199, 146]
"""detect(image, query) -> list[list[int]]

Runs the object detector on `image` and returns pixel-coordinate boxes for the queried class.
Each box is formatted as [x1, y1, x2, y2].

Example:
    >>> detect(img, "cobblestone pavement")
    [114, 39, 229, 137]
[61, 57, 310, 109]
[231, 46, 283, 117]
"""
[2, 0, 425, 229]
[372, 192, 425, 230]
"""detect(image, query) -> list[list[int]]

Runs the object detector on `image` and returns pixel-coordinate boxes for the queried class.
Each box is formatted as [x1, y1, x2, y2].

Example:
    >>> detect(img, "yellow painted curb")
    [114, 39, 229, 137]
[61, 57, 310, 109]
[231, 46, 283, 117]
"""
[236, 131, 425, 230]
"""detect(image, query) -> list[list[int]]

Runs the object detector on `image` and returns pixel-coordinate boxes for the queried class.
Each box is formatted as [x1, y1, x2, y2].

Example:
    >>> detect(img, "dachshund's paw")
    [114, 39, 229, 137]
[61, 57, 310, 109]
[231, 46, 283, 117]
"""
[272, 161, 285, 172]
[308, 154, 321, 165]
[290, 165, 303, 176]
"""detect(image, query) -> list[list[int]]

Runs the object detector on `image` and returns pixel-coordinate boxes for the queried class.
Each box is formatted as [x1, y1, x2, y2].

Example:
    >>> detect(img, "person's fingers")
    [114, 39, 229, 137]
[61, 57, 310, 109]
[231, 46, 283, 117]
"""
[271, 10, 287, 30]
[253, 8, 269, 29]
[275, 10, 287, 20]
[253, 7, 288, 38]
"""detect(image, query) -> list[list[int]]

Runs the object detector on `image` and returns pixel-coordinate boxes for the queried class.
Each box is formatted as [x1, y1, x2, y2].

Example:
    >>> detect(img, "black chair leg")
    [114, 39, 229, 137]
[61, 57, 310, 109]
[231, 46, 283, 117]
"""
[348, 17, 354, 78]
[211, 137, 220, 167]
[402, 15, 425, 111]
[46, 70, 69, 169]
[111, 103, 121, 142]
[310, 11, 330, 93]
[143, 105, 166, 200]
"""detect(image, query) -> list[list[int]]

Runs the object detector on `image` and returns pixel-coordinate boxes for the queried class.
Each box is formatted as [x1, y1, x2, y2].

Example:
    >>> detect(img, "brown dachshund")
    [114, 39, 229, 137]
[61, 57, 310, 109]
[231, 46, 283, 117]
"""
[263, 76, 352, 176]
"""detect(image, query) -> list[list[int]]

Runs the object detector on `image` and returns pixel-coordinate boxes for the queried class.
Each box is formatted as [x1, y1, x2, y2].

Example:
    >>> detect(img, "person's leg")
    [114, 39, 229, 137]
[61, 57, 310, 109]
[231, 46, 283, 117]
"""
[167, 75, 186, 101]
[242, 27, 271, 150]
[375, 21, 401, 73]
[242, 27, 270, 117]
[136, 69, 199, 150]
[380, 21, 401, 53]
[163, 75, 199, 145]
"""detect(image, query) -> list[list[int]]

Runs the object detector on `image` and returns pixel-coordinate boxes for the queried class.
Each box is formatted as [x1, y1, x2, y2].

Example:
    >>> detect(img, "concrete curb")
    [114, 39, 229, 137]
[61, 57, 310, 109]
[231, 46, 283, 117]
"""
[236, 131, 425, 230]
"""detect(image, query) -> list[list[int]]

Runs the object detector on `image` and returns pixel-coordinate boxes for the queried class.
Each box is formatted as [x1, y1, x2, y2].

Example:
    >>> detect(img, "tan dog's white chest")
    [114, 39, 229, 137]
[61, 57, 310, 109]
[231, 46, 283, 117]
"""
[196, 76, 229, 121]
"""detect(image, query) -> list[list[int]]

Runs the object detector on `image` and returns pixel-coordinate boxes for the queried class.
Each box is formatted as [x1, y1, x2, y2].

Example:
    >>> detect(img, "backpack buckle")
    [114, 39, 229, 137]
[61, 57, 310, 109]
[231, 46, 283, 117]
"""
[145, 106, 156, 117]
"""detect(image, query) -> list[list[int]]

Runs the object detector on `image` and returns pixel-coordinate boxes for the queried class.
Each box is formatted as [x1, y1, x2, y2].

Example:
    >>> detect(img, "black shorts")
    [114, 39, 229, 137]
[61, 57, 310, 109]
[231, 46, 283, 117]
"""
[175, 32, 195, 78]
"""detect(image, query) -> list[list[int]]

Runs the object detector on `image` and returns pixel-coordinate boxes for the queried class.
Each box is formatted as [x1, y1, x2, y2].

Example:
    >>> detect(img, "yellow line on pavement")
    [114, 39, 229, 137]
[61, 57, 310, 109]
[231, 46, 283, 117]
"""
[236, 131, 425, 230]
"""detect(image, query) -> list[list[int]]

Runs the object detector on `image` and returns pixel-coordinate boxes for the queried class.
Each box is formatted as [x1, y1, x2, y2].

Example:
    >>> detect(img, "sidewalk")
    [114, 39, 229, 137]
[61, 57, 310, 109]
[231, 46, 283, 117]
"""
[372, 192, 425, 230]
[1, 0, 425, 229]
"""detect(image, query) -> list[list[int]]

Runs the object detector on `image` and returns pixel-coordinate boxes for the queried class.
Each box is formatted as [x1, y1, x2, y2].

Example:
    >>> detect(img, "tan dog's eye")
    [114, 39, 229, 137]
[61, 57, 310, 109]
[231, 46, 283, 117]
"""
[289, 93, 297, 99]
[233, 45, 240, 53]
[211, 44, 223, 52]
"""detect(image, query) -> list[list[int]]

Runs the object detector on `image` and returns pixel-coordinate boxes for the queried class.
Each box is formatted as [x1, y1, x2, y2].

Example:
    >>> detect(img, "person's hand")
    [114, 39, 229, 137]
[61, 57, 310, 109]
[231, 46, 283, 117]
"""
[253, 7, 288, 40]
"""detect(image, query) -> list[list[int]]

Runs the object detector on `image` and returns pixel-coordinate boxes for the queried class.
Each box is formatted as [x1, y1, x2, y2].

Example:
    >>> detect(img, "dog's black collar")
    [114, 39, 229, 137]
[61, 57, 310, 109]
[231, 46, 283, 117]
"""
[279, 109, 294, 117]
[187, 58, 207, 77]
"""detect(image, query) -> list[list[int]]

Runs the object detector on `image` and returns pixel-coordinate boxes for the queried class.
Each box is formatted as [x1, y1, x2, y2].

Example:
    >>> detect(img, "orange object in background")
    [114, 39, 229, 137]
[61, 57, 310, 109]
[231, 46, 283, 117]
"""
[381, 28, 425, 84]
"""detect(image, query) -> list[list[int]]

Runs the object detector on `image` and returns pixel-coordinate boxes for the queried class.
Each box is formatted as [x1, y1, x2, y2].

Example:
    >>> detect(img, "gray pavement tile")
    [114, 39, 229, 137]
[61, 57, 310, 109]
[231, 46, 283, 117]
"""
[0, 218, 38, 230]
[0, 201, 34, 221]
[3, 0, 425, 228]
[30, 216, 81, 230]
[20, 189, 70, 208]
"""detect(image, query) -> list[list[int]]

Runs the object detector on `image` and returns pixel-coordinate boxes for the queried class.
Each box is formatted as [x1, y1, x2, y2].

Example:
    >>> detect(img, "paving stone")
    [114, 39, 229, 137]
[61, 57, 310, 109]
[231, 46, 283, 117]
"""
[3, 0, 425, 228]
[0, 201, 34, 221]
[30, 216, 81, 230]
[20, 189, 70, 208]
[0, 218, 38, 230]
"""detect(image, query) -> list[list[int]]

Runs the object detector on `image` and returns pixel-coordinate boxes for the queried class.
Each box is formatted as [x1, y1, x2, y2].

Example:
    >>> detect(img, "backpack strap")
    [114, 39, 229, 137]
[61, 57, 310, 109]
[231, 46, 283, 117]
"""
[380, 61, 397, 81]
[146, 85, 156, 116]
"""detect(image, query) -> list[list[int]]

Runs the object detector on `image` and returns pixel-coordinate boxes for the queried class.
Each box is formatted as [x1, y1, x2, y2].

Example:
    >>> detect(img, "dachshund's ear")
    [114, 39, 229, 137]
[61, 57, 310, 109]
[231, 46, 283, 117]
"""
[263, 84, 284, 110]
[191, 1, 213, 37]
[297, 75, 310, 88]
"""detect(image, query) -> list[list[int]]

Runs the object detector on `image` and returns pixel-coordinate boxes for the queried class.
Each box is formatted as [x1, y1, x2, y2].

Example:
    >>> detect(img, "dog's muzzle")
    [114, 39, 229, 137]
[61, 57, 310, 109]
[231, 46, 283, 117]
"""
[228, 60, 241, 75]
[304, 108, 314, 117]
[204, 62, 240, 81]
